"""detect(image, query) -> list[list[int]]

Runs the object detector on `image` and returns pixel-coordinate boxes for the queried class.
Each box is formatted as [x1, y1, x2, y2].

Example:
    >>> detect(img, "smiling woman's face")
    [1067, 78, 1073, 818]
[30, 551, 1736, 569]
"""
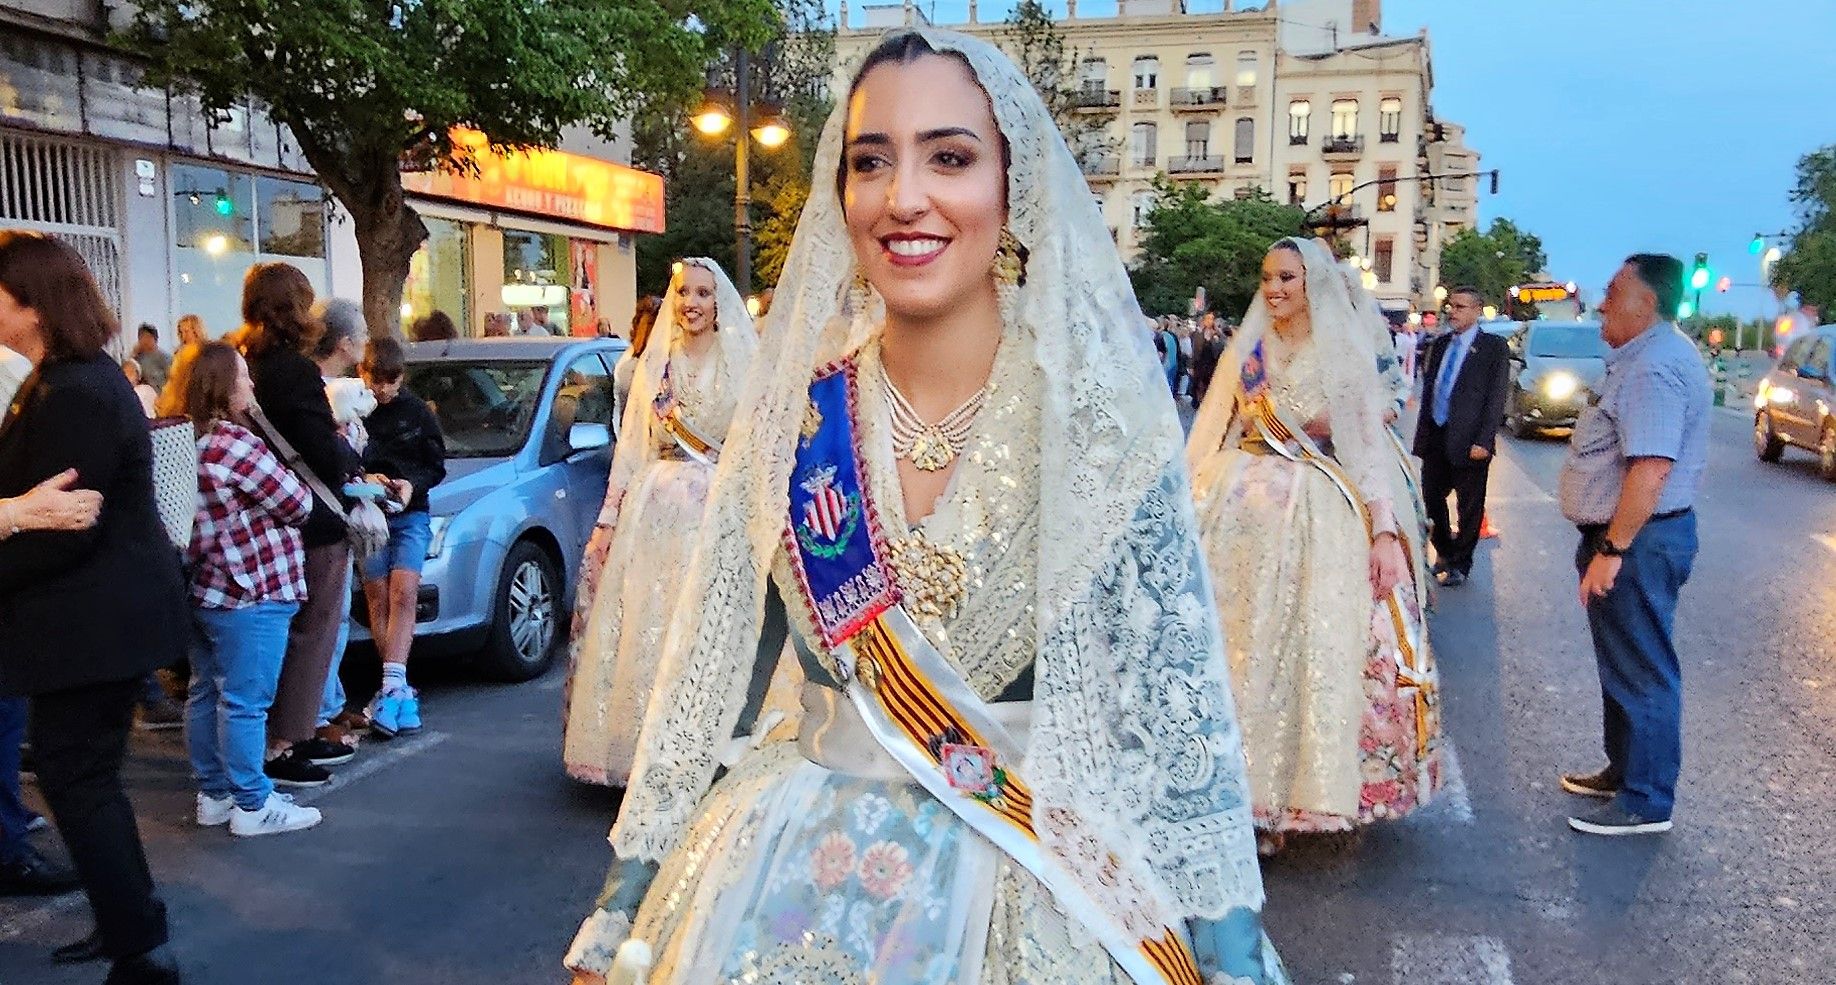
[843, 53, 1006, 323]
[676, 264, 717, 335]
[1260, 246, 1308, 324]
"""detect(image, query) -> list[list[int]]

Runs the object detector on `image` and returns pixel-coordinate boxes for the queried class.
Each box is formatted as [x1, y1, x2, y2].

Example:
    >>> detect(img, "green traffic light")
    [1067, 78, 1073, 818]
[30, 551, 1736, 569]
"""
[1749, 236, 1764, 255]
[1690, 268, 1710, 290]
[214, 193, 233, 217]
[1677, 300, 1695, 319]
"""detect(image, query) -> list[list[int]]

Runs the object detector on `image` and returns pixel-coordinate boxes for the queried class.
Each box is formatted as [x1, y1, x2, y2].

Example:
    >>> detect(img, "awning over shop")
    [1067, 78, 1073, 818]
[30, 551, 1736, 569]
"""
[403, 129, 665, 235]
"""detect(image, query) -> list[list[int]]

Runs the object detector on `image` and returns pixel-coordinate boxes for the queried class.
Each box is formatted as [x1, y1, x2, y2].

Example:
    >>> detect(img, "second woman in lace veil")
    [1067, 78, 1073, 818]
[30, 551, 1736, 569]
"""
[1188, 237, 1442, 852]
[562, 258, 755, 787]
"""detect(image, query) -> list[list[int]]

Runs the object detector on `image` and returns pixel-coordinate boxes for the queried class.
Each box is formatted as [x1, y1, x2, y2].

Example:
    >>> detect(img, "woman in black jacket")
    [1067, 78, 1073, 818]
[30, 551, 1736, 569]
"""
[239, 264, 360, 787]
[0, 232, 182, 984]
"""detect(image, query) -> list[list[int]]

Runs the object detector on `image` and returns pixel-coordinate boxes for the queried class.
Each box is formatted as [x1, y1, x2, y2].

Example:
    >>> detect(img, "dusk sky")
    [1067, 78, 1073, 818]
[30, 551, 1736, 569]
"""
[834, 0, 1835, 318]
[1383, 0, 1836, 318]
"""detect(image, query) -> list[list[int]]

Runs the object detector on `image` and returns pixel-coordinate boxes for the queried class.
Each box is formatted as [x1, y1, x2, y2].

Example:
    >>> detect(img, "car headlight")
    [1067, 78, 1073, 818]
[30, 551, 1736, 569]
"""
[426, 515, 450, 559]
[1542, 372, 1579, 400]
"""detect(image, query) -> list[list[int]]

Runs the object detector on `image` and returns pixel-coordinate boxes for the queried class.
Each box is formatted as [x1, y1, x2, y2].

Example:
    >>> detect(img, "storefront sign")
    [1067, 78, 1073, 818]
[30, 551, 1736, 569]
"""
[404, 129, 665, 234]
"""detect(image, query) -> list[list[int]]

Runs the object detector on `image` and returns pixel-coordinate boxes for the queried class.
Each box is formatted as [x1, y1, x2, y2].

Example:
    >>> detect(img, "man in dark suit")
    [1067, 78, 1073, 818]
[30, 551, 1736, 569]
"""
[1414, 287, 1510, 587]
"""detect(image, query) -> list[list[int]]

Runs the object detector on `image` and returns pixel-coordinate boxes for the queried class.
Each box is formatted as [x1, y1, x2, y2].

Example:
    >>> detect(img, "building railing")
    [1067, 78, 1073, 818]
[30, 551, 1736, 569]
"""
[1322, 134, 1365, 157]
[1082, 155, 1122, 178]
[1169, 86, 1227, 109]
[1167, 155, 1225, 175]
[1075, 88, 1123, 110]
[1132, 88, 1160, 109]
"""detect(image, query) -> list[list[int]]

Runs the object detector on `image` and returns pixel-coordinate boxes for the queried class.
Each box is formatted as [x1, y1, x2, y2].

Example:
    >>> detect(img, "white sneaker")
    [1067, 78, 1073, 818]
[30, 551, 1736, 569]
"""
[196, 793, 234, 827]
[229, 793, 322, 837]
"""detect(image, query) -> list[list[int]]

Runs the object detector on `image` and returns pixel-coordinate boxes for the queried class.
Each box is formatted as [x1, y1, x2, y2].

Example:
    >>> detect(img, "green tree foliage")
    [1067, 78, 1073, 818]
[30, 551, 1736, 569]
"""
[1773, 145, 1836, 315]
[120, 0, 778, 336]
[1128, 179, 1307, 318]
[632, 0, 834, 296]
[996, 0, 1111, 163]
[1437, 218, 1549, 316]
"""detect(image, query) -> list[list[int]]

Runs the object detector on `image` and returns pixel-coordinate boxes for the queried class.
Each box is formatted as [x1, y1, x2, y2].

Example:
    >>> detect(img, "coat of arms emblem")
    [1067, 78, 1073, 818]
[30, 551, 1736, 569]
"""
[795, 464, 860, 559]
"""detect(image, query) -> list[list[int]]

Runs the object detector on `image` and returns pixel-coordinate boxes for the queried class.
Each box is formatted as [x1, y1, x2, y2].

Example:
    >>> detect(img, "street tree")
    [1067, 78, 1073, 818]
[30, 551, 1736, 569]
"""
[1129, 179, 1307, 319]
[631, 0, 833, 296]
[996, 0, 1111, 164]
[120, 0, 778, 337]
[1437, 218, 1549, 315]
[1772, 144, 1836, 315]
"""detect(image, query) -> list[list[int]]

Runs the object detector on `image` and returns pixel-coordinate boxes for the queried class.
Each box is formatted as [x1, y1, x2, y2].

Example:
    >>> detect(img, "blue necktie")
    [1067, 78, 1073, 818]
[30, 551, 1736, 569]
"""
[1433, 337, 1461, 427]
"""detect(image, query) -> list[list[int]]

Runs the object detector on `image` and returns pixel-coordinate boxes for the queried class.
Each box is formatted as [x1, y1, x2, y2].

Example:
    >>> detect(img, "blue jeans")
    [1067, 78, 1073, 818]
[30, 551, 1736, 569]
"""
[1575, 511, 1697, 820]
[188, 602, 300, 810]
[361, 510, 433, 581]
[0, 698, 32, 863]
[318, 561, 354, 728]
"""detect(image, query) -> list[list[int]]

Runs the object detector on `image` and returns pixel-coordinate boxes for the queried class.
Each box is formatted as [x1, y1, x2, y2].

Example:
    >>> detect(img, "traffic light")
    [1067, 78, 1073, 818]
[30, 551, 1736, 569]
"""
[1677, 299, 1695, 319]
[214, 192, 233, 217]
[1716, 276, 1731, 293]
[1689, 253, 1710, 291]
[1750, 235, 1765, 256]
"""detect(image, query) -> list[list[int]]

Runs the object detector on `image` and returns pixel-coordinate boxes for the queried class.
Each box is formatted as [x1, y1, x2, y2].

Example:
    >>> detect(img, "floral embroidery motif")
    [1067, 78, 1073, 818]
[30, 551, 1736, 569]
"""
[857, 841, 915, 900]
[938, 742, 1004, 802]
[809, 830, 856, 892]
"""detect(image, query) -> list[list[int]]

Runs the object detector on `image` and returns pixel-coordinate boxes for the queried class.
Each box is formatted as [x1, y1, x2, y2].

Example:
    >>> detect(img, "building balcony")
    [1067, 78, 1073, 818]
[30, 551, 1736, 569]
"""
[1289, 134, 1309, 146]
[1167, 155, 1225, 177]
[1131, 88, 1160, 110]
[1075, 89, 1122, 111]
[1082, 155, 1122, 181]
[1321, 135, 1365, 160]
[1169, 87, 1227, 111]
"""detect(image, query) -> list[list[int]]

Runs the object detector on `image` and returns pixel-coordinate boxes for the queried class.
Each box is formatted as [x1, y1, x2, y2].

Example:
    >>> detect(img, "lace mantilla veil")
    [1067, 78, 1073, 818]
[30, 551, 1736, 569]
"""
[1186, 236, 1391, 513]
[598, 258, 755, 527]
[611, 28, 1265, 922]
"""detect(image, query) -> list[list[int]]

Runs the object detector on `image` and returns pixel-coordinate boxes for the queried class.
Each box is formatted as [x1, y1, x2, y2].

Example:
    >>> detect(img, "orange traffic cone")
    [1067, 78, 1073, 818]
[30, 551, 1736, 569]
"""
[1479, 512, 1499, 540]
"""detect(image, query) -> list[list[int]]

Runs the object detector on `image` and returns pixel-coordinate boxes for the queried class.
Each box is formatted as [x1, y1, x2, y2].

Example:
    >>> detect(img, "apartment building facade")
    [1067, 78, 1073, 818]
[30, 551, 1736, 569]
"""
[834, 0, 1480, 314]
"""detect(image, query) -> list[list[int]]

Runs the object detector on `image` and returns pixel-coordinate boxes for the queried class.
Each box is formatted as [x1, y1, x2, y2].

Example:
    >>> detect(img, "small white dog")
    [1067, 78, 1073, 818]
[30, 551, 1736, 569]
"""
[325, 377, 377, 455]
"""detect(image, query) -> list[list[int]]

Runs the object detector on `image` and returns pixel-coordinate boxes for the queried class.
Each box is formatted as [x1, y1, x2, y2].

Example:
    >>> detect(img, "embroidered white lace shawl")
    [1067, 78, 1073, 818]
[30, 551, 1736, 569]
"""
[1187, 237, 1393, 526]
[611, 28, 1264, 921]
[596, 258, 754, 527]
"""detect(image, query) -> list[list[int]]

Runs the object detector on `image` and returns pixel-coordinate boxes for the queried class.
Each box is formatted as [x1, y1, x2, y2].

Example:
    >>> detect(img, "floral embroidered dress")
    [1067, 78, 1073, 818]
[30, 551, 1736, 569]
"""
[563, 342, 738, 786]
[567, 337, 1288, 984]
[1191, 320, 1442, 835]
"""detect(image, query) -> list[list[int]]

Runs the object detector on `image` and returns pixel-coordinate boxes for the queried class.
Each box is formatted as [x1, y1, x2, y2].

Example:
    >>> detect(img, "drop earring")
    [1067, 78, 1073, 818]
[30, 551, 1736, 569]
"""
[992, 227, 1025, 286]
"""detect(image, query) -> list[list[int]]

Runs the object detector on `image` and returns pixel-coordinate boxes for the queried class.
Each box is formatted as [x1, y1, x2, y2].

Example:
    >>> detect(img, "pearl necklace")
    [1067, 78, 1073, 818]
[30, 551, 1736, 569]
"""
[880, 362, 987, 472]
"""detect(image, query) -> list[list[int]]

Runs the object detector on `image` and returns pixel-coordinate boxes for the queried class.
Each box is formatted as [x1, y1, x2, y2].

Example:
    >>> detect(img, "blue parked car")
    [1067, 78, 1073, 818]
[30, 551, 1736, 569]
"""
[348, 336, 626, 681]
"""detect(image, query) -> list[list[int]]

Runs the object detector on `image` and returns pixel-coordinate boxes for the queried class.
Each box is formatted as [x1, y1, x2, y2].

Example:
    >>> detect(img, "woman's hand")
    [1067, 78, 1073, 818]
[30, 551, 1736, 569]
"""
[571, 523, 615, 640]
[1369, 531, 1407, 599]
[6, 469, 102, 533]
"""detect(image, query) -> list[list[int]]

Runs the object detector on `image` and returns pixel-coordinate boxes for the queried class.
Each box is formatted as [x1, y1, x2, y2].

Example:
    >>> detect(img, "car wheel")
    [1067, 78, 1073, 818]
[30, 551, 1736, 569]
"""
[1820, 424, 1836, 481]
[479, 539, 560, 682]
[1755, 412, 1785, 463]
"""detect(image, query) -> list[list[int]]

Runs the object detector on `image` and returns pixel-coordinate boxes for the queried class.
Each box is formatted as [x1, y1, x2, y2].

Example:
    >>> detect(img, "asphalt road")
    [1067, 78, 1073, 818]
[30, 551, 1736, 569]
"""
[3, 403, 1831, 985]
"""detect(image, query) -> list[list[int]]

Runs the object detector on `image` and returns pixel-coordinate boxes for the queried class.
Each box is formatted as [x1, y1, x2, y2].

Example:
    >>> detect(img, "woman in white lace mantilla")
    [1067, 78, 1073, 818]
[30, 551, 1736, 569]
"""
[563, 30, 1286, 985]
[1187, 238, 1442, 847]
[562, 258, 756, 786]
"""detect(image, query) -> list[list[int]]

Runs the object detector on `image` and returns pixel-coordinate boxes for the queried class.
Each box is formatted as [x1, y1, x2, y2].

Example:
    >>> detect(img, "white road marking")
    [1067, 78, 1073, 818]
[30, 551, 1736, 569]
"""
[293, 730, 450, 805]
[0, 892, 83, 942]
[1392, 934, 1514, 985]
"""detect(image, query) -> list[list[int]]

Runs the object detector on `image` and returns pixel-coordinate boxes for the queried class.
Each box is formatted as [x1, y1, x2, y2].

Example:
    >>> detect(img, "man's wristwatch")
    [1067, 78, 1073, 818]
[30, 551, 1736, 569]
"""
[1595, 536, 1628, 558]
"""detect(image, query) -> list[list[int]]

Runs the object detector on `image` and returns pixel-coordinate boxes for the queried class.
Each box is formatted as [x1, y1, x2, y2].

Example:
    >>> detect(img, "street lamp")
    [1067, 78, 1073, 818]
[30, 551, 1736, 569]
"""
[691, 49, 792, 293]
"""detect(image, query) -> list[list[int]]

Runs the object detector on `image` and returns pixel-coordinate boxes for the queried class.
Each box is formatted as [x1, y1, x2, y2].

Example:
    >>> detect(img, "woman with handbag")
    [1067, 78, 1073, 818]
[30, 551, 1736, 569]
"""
[238, 262, 364, 789]
[178, 342, 322, 836]
[0, 231, 183, 984]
